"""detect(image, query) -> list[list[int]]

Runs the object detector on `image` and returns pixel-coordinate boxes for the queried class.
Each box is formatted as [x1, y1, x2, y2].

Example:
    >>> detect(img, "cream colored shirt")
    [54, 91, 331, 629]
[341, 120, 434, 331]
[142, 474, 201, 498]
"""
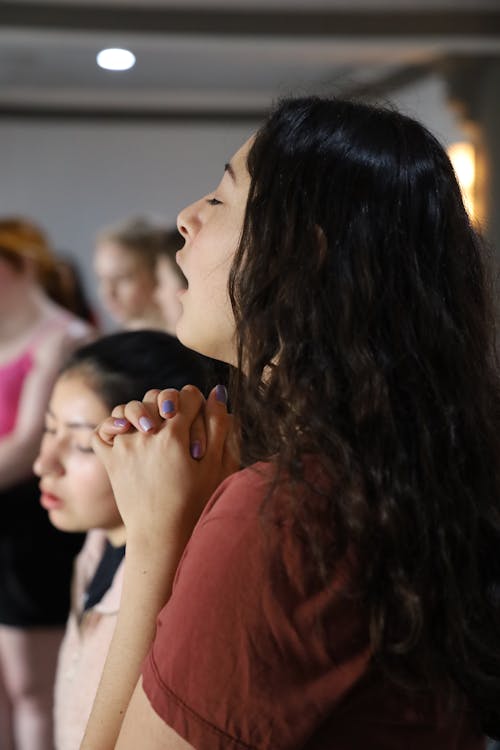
[54, 529, 124, 750]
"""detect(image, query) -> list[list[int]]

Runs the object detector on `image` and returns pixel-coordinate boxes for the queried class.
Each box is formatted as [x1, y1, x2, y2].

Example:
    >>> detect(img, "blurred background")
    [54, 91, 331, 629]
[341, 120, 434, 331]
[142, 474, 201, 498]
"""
[0, 0, 499, 327]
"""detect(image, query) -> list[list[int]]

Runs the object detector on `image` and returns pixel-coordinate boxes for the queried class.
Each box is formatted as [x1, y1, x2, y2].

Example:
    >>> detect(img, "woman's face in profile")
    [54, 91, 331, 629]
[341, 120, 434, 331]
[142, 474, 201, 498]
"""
[33, 373, 124, 545]
[174, 136, 253, 364]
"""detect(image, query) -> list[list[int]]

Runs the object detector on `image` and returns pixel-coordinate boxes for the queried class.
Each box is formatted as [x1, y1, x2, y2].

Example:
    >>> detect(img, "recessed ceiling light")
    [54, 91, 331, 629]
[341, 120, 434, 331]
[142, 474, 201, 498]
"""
[97, 48, 136, 71]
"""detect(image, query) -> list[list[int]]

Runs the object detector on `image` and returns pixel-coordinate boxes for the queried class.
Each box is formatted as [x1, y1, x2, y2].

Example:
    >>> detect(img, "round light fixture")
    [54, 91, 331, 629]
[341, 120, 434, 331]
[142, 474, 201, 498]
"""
[97, 48, 136, 71]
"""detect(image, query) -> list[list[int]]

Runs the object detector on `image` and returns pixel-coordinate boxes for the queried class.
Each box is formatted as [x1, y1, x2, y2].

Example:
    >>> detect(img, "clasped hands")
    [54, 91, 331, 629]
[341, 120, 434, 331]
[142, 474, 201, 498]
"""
[91, 384, 239, 549]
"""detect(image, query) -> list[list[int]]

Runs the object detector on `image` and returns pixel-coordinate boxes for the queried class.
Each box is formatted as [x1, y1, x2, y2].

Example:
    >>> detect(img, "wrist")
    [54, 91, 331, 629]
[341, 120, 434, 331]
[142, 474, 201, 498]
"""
[125, 528, 191, 569]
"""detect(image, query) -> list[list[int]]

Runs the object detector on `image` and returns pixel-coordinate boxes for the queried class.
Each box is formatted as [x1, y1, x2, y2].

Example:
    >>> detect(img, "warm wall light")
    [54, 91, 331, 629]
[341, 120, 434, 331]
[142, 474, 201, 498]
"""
[447, 141, 476, 220]
[97, 48, 136, 71]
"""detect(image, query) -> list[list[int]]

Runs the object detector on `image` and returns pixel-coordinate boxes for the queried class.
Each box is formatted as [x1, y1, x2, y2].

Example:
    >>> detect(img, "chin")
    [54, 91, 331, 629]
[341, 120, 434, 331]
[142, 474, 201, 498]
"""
[176, 328, 207, 358]
[48, 512, 84, 534]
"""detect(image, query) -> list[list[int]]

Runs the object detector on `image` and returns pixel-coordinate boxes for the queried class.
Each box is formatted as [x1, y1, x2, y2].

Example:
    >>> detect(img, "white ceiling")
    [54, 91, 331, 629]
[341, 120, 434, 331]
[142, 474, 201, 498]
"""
[0, 0, 499, 116]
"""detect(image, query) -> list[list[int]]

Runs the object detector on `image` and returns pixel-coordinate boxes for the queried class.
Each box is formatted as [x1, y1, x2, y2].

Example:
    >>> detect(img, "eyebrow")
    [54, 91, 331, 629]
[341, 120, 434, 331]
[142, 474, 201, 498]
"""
[224, 162, 237, 183]
[46, 407, 97, 431]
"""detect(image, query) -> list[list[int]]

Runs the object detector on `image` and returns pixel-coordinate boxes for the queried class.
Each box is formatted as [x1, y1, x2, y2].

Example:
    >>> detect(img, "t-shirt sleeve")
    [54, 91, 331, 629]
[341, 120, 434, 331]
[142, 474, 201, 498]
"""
[142, 468, 369, 750]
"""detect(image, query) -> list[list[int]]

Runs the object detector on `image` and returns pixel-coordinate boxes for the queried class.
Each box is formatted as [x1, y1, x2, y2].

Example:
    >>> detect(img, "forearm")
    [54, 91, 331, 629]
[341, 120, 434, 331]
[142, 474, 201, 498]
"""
[83, 385, 234, 748]
[80, 535, 187, 750]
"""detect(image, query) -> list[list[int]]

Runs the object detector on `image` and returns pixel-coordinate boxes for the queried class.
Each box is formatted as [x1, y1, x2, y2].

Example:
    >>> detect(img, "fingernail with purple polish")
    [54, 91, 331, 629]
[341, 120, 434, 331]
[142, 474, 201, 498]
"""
[113, 418, 128, 428]
[190, 440, 202, 459]
[215, 384, 228, 404]
[161, 399, 176, 416]
[139, 416, 154, 432]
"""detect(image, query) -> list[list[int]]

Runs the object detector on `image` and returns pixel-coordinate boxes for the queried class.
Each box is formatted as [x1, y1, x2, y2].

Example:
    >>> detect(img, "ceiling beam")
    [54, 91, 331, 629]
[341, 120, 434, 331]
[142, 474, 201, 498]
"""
[0, 104, 268, 121]
[0, 60, 440, 121]
[1, 4, 499, 36]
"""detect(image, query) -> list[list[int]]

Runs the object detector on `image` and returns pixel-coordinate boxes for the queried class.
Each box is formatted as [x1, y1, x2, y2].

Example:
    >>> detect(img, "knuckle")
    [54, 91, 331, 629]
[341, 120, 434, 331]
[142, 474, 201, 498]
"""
[181, 384, 199, 393]
[143, 388, 161, 401]
[181, 384, 203, 402]
[124, 401, 142, 417]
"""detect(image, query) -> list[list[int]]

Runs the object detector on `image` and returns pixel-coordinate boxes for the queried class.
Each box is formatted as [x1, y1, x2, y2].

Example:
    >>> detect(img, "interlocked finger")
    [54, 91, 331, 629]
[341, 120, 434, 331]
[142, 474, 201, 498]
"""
[122, 400, 161, 434]
[156, 388, 180, 420]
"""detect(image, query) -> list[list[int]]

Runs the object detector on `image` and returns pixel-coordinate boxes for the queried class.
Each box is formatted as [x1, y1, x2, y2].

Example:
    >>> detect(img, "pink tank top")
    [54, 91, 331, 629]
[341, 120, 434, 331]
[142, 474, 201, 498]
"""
[0, 350, 34, 438]
[0, 314, 79, 438]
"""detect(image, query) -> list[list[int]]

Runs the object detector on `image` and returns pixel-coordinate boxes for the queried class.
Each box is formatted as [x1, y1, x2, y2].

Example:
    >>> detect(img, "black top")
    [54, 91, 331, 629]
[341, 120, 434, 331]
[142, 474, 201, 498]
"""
[83, 541, 125, 612]
[0, 476, 85, 627]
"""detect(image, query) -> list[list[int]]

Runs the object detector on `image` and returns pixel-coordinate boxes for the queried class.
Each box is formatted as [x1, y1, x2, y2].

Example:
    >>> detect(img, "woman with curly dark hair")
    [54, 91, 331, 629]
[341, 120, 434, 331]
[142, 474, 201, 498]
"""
[81, 97, 500, 750]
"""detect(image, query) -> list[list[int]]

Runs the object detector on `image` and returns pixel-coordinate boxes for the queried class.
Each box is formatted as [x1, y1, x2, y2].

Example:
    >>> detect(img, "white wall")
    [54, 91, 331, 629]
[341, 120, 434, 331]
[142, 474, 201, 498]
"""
[0, 120, 254, 326]
[387, 73, 464, 146]
[0, 74, 465, 326]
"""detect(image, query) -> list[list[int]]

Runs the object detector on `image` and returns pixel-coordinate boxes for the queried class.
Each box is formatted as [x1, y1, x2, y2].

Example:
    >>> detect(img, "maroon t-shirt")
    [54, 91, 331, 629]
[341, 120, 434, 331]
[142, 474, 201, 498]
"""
[142, 462, 484, 750]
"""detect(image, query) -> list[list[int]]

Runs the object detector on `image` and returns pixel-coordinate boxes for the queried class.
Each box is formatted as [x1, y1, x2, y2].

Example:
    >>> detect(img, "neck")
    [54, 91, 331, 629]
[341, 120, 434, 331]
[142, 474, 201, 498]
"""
[0, 285, 54, 343]
[106, 525, 127, 547]
[126, 308, 165, 331]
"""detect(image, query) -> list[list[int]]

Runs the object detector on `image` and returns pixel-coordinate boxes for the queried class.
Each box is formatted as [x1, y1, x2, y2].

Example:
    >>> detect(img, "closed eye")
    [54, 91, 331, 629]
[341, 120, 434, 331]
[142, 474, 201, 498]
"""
[206, 197, 222, 206]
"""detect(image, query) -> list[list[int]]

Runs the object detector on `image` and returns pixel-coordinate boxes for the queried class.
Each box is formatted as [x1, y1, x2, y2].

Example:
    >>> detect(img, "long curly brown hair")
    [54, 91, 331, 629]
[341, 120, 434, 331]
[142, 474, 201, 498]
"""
[228, 97, 500, 736]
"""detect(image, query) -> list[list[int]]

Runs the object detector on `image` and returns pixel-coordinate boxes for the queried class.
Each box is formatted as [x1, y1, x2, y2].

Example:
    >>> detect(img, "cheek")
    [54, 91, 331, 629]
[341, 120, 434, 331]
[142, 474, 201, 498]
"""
[68, 457, 112, 497]
[129, 275, 155, 301]
[87, 461, 112, 489]
[160, 276, 177, 295]
[72, 462, 119, 523]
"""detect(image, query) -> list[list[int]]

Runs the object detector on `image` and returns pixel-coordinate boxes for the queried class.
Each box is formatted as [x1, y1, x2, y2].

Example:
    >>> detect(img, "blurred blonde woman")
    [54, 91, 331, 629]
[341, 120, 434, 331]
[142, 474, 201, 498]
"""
[94, 216, 168, 331]
[0, 217, 94, 750]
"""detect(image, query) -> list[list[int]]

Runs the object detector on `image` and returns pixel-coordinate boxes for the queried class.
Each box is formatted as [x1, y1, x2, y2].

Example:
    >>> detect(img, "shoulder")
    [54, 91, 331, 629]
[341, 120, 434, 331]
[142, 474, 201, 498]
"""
[62, 315, 95, 343]
[34, 310, 95, 362]
[176, 457, 338, 597]
[199, 462, 277, 520]
[198, 456, 332, 531]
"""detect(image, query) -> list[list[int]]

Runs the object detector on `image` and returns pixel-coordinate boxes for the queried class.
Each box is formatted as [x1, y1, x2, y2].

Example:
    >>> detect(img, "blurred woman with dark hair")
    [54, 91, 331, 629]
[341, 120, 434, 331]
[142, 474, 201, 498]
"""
[33, 330, 212, 750]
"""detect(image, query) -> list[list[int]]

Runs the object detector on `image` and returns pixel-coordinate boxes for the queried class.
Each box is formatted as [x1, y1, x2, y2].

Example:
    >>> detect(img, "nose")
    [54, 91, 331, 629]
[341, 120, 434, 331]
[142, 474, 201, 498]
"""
[100, 279, 117, 299]
[177, 197, 204, 241]
[33, 435, 64, 478]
